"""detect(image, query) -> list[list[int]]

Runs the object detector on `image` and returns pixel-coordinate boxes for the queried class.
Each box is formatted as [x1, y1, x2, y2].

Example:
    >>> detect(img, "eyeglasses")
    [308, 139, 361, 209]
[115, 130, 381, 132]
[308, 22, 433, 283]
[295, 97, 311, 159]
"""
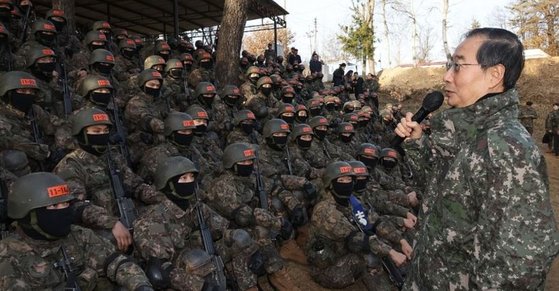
[445, 60, 481, 72]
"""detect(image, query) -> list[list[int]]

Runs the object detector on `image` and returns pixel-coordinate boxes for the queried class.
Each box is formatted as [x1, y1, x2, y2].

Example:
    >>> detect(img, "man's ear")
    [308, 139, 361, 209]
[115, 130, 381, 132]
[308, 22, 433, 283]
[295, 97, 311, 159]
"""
[488, 64, 505, 90]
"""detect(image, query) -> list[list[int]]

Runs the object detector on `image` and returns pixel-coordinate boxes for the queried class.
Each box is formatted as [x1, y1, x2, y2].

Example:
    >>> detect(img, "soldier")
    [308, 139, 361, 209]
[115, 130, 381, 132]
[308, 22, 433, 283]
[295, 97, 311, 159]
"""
[114, 38, 141, 82]
[154, 40, 171, 62]
[23, 45, 64, 115]
[91, 20, 118, 54]
[135, 156, 257, 290]
[204, 143, 298, 290]
[245, 76, 279, 126]
[227, 109, 261, 145]
[518, 101, 537, 135]
[15, 19, 58, 69]
[306, 161, 408, 289]
[546, 102, 559, 155]
[0, 22, 15, 72]
[240, 66, 260, 102]
[161, 58, 189, 112]
[0, 71, 66, 171]
[307, 96, 324, 117]
[185, 105, 224, 169]
[1, 172, 154, 290]
[45, 8, 81, 61]
[329, 122, 359, 155]
[68, 30, 107, 74]
[124, 69, 167, 164]
[188, 50, 215, 89]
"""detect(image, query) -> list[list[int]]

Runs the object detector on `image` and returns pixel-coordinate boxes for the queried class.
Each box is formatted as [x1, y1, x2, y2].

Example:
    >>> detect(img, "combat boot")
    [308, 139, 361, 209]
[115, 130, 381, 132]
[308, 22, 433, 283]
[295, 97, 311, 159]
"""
[268, 267, 300, 291]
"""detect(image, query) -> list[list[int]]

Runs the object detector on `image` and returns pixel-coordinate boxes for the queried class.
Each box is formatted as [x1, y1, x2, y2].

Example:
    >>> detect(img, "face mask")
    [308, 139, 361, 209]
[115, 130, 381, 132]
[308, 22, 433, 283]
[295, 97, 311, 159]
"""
[144, 86, 161, 98]
[51, 20, 66, 32]
[37, 33, 56, 46]
[200, 61, 212, 69]
[37, 62, 56, 73]
[172, 178, 197, 198]
[359, 156, 378, 170]
[94, 63, 113, 76]
[358, 119, 369, 128]
[281, 115, 295, 124]
[314, 129, 327, 140]
[261, 88, 272, 96]
[158, 53, 169, 62]
[184, 64, 193, 71]
[282, 96, 294, 103]
[332, 180, 353, 197]
[250, 77, 259, 84]
[340, 134, 353, 143]
[122, 49, 135, 59]
[169, 69, 183, 79]
[241, 123, 254, 134]
[344, 108, 354, 113]
[296, 138, 312, 149]
[325, 103, 336, 111]
[80, 133, 109, 155]
[310, 108, 322, 116]
[223, 96, 239, 107]
[89, 43, 106, 51]
[296, 115, 308, 123]
[201, 95, 215, 106]
[194, 124, 207, 135]
[90, 92, 111, 106]
[295, 87, 302, 93]
[273, 135, 287, 146]
[235, 163, 254, 177]
[35, 206, 74, 239]
[381, 158, 397, 171]
[9, 91, 35, 114]
[172, 132, 193, 146]
[354, 178, 368, 192]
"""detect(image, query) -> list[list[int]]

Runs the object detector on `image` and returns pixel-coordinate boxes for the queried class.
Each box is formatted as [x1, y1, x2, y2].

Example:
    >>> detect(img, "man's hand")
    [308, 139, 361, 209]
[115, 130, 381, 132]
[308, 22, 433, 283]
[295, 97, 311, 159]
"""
[406, 212, 417, 226]
[400, 239, 413, 259]
[388, 249, 407, 267]
[112, 221, 133, 251]
[407, 191, 419, 207]
[149, 118, 165, 133]
[394, 112, 423, 140]
[403, 217, 415, 229]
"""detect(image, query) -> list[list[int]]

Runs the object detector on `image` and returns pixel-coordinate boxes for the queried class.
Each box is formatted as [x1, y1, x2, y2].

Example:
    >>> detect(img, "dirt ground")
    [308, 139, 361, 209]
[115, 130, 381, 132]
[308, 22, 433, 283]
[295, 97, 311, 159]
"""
[284, 58, 559, 290]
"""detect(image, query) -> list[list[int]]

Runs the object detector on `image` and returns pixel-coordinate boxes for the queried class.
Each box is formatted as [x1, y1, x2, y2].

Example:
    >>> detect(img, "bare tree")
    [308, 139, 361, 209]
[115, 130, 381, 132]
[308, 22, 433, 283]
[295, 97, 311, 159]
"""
[416, 24, 434, 64]
[391, 0, 420, 66]
[215, 0, 250, 87]
[509, 0, 559, 55]
[381, 0, 392, 67]
[442, 0, 451, 61]
[320, 32, 353, 63]
[242, 28, 295, 58]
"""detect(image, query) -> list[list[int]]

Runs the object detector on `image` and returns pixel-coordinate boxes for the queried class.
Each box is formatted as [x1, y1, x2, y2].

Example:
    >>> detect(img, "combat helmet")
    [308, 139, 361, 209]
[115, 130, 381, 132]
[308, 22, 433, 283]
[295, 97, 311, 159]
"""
[223, 142, 256, 169]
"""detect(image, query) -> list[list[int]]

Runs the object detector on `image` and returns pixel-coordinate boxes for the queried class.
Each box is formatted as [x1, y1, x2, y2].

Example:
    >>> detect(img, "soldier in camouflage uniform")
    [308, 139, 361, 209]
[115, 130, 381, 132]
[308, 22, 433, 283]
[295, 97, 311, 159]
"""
[68, 30, 107, 75]
[0, 71, 66, 171]
[518, 101, 537, 135]
[190, 82, 230, 146]
[329, 122, 359, 155]
[188, 51, 215, 89]
[240, 66, 260, 102]
[304, 116, 350, 168]
[54, 108, 164, 251]
[113, 38, 141, 83]
[15, 19, 58, 69]
[203, 143, 299, 291]
[45, 8, 81, 62]
[1, 172, 154, 290]
[134, 156, 258, 290]
[226, 109, 262, 145]
[185, 105, 224, 170]
[161, 58, 189, 112]
[245, 76, 279, 126]
[305, 161, 409, 289]
[395, 28, 559, 290]
[0, 22, 15, 73]
[124, 69, 168, 165]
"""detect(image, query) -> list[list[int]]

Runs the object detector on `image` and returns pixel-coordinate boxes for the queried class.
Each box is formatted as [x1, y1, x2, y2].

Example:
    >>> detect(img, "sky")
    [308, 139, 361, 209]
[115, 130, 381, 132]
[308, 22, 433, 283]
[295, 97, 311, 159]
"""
[249, 0, 514, 71]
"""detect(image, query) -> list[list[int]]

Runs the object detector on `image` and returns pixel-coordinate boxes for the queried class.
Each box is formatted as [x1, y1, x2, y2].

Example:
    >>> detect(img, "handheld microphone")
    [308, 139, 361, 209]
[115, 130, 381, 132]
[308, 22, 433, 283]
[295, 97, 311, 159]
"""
[391, 91, 444, 147]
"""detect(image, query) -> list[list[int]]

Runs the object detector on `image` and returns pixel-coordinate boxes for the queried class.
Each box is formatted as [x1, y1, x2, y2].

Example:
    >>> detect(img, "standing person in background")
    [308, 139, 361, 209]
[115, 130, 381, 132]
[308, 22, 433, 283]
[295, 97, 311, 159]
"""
[518, 101, 537, 135]
[545, 102, 559, 155]
[332, 63, 346, 87]
[395, 27, 559, 290]
[309, 52, 322, 74]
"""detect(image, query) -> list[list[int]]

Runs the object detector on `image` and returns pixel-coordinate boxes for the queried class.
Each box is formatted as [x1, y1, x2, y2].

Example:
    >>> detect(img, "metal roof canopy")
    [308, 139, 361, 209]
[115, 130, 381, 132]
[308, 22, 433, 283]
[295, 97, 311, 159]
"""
[32, 0, 288, 37]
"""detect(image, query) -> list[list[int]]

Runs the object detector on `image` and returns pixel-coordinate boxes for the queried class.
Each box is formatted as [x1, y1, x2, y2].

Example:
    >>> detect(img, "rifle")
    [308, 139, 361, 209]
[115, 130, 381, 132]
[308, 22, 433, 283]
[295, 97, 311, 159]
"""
[59, 62, 72, 117]
[0, 179, 9, 240]
[106, 146, 136, 233]
[254, 149, 268, 209]
[29, 108, 46, 171]
[53, 245, 82, 291]
[284, 145, 293, 175]
[348, 195, 404, 290]
[20, 5, 31, 43]
[195, 193, 227, 290]
[107, 95, 132, 167]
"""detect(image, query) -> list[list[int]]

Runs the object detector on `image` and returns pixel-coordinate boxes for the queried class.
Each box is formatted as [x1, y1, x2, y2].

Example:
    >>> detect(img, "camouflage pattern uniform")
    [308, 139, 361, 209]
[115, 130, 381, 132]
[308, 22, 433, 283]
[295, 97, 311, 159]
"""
[401, 90, 559, 290]
[518, 103, 537, 135]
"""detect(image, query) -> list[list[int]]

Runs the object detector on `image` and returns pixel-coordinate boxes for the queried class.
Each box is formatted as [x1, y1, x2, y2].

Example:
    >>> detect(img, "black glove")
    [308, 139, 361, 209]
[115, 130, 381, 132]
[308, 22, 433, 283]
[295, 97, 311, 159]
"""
[289, 206, 308, 227]
[345, 231, 370, 253]
[303, 182, 318, 200]
[248, 250, 266, 276]
[279, 218, 294, 240]
[140, 132, 154, 145]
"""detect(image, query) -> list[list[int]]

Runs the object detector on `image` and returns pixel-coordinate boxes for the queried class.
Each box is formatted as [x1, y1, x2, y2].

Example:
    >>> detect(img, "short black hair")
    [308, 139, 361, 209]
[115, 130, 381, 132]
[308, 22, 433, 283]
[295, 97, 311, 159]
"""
[465, 28, 524, 90]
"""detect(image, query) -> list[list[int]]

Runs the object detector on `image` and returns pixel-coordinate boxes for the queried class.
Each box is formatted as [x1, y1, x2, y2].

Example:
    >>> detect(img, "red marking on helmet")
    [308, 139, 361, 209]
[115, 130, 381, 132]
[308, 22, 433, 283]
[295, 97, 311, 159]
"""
[92, 113, 109, 121]
[364, 148, 376, 155]
[280, 123, 289, 130]
[197, 111, 208, 118]
[246, 112, 255, 119]
[284, 106, 293, 112]
[20, 79, 37, 86]
[105, 55, 114, 62]
[97, 79, 111, 86]
[47, 184, 70, 198]
[353, 167, 367, 174]
[232, 88, 240, 94]
[319, 118, 327, 124]
[344, 125, 353, 131]
[42, 49, 55, 56]
[175, 61, 182, 67]
[182, 120, 194, 127]
[350, 115, 358, 121]
[206, 85, 215, 92]
[152, 71, 162, 78]
[126, 39, 135, 45]
[302, 127, 312, 133]
[161, 43, 170, 50]
[102, 22, 111, 28]
[43, 23, 55, 31]
[52, 9, 64, 16]
[98, 33, 107, 40]
[134, 38, 143, 44]
[243, 149, 255, 157]
[339, 166, 352, 173]
[386, 151, 398, 159]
